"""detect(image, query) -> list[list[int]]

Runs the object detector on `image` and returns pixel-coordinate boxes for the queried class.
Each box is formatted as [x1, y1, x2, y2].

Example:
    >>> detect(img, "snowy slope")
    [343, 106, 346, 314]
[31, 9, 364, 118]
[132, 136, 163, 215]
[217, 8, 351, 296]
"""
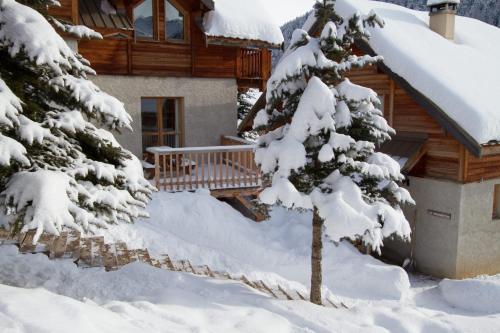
[0, 245, 481, 333]
[336, 0, 500, 145]
[1, 192, 500, 331]
[96, 191, 410, 301]
[203, 0, 284, 46]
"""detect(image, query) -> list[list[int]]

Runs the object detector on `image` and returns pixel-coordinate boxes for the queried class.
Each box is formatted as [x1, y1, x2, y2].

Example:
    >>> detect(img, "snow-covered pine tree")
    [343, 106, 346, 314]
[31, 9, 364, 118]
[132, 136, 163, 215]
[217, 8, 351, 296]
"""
[0, 0, 154, 242]
[254, 0, 414, 305]
[237, 89, 261, 121]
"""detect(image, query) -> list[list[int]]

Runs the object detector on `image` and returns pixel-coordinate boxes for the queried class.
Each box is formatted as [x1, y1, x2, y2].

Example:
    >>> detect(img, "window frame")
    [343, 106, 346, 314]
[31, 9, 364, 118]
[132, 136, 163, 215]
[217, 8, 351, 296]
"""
[141, 97, 185, 155]
[164, 0, 189, 43]
[132, 0, 159, 40]
[493, 184, 500, 220]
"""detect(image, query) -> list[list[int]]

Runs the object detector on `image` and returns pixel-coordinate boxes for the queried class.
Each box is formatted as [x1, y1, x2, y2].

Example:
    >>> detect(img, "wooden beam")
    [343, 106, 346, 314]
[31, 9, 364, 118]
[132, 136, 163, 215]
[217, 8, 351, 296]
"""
[388, 79, 395, 127]
[206, 36, 282, 50]
[458, 145, 469, 182]
[71, 0, 79, 24]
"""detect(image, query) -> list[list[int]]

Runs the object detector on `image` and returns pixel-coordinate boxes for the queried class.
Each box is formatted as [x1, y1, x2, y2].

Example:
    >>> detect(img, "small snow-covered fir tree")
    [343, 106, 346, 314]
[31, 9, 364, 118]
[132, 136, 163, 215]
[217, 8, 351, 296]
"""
[254, 0, 414, 305]
[0, 0, 154, 242]
[237, 88, 262, 141]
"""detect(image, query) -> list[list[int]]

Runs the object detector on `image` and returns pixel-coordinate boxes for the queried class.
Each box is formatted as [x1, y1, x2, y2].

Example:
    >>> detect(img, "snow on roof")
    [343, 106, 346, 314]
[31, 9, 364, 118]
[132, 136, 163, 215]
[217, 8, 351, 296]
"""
[336, 0, 500, 145]
[203, 0, 284, 46]
[427, 0, 460, 6]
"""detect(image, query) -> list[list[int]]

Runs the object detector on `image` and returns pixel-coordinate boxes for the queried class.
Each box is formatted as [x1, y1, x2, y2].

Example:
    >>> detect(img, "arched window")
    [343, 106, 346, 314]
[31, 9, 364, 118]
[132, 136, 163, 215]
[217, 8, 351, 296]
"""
[134, 0, 154, 39]
[165, 0, 185, 40]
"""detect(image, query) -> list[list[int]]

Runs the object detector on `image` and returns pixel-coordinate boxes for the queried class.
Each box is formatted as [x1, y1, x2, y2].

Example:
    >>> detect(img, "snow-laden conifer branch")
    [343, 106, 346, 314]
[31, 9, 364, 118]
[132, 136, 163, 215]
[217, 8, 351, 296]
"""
[255, 0, 413, 252]
[0, 0, 154, 242]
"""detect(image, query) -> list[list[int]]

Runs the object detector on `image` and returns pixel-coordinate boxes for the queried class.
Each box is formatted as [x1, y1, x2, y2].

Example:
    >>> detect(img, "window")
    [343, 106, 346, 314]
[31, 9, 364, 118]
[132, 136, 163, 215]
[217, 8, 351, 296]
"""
[493, 185, 500, 219]
[141, 98, 183, 154]
[165, 0, 185, 40]
[134, 0, 154, 39]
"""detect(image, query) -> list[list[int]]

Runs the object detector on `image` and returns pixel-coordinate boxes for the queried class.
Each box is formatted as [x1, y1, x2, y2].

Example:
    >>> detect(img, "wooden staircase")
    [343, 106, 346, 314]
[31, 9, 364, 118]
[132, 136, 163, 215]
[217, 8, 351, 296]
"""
[0, 229, 348, 308]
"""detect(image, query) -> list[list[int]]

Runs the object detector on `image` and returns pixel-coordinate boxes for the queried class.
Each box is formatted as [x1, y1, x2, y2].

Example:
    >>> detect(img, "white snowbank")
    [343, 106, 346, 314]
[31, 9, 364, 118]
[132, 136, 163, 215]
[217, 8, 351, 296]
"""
[203, 0, 284, 46]
[97, 191, 410, 301]
[0, 245, 407, 333]
[0, 245, 478, 333]
[439, 275, 500, 314]
[335, 0, 500, 144]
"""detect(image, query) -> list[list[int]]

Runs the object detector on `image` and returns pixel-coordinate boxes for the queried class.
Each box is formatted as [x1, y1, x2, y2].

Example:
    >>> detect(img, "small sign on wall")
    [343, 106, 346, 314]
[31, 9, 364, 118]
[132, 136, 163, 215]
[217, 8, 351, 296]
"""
[427, 209, 452, 220]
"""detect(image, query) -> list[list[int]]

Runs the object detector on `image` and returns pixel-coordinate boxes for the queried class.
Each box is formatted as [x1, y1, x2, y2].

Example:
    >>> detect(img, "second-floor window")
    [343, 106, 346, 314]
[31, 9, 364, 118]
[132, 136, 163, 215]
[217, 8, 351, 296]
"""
[165, 0, 184, 40]
[134, 0, 154, 39]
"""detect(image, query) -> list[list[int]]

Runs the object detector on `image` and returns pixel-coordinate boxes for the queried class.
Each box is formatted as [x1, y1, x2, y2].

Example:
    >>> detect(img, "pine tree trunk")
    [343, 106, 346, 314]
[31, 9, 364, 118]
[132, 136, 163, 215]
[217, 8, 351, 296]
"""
[310, 207, 324, 305]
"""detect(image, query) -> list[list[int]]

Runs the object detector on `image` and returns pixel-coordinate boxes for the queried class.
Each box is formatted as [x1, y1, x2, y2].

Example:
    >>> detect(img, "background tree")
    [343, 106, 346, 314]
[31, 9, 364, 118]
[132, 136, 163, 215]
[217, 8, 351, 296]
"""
[254, 0, 414, 305]
[0, 0, 154, 242]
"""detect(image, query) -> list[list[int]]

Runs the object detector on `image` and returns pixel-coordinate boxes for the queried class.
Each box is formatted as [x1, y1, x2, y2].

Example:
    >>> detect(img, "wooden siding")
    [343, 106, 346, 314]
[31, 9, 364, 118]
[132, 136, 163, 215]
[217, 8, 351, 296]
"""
[466, 154, 500, 182]
[61, 0, 271, 88]
[348, 65, 466, 182]
[48, 0, 77, 23]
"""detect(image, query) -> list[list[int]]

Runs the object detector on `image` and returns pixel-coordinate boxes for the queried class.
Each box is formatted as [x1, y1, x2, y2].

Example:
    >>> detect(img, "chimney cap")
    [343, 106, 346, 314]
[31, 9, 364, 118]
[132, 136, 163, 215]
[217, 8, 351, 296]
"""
[427, 0, 460, 7]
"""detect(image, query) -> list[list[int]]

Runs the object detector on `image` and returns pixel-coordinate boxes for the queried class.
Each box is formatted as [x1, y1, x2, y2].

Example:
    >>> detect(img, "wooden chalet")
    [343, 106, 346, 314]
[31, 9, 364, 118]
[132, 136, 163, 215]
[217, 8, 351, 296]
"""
[51, 0, 283, 200]
[52, 0, 276, 90]
[239, 0, 500, 279]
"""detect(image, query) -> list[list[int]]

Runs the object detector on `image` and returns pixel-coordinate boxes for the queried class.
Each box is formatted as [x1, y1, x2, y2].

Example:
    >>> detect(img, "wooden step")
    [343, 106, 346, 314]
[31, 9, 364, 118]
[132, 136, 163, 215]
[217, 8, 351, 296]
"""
[192, 264, 215, 277]
[90, 237, 105, 267]
[115, 242, 131, 267]
[65, 231, 81, 259]
[0, 229, 13, 244]
[277, 285, 295, 301]
[78, 238, 92, 267]
[234, 195, 266, 222]
[323, 298, 339, 309]
[19, 230, 37, 253]
[50, 232, 68, 259]
[150, 258, 161, 268]
[36, 233, 55, 254]
[159, 254, 175, 271]
[136, 249, 153, 265]
[103, 244, 119, 271]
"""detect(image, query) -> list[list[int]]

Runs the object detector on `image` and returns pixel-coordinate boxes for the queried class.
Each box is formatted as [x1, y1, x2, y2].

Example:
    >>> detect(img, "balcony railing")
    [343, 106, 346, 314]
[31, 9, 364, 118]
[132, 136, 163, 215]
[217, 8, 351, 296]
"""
[147, 145, 261, 192]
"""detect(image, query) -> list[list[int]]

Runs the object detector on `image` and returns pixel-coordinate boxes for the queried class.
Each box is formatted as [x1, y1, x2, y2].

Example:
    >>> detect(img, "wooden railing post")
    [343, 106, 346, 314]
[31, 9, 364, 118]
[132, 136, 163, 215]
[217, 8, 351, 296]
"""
[154, 152, 160, 189]
[147, 145, 261, 193]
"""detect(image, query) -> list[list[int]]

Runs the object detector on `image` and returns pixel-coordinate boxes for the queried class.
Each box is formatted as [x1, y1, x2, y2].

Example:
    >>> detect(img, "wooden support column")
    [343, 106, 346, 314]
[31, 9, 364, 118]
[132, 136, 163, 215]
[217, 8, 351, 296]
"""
[71, 0, 78, 24]
[458, 145, 469, 183]
[388, 79, 395, 127]
[126, 39, 133, 74]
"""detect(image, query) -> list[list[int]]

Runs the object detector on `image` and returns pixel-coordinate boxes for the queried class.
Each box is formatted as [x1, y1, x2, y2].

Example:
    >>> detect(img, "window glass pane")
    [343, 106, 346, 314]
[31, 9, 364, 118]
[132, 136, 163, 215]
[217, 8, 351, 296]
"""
[165, 0, 184, 40]
[162, 98, 176, 131]
[141, 98, 158, 132]
[134, 0, 154, 38]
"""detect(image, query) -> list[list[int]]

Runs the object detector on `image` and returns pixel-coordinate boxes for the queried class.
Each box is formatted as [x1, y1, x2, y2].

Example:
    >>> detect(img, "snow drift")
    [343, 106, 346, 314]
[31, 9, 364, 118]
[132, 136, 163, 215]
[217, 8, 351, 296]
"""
[97, 191, 410, 301]
[439, 276, 500, 314]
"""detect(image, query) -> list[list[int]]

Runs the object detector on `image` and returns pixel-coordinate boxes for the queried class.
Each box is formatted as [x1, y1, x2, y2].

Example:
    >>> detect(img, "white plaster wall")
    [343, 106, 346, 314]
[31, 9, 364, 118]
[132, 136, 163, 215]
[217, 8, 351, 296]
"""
[385, 176, 500, 279]
[408, 176, 462, 278]
[90, 75, 238, 157]
[457, 179, 500, 277]
[384, 176, 462, 278]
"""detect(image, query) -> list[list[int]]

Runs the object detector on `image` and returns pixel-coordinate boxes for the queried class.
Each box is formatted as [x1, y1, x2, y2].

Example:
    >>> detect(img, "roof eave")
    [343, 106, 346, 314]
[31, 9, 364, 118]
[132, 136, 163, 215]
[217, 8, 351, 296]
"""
[206, 35, 283, 50]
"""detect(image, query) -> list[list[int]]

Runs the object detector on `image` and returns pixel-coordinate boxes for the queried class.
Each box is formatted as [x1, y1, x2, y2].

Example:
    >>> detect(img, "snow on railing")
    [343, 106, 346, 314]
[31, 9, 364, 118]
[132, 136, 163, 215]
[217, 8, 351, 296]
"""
[146, 145, 261, 192]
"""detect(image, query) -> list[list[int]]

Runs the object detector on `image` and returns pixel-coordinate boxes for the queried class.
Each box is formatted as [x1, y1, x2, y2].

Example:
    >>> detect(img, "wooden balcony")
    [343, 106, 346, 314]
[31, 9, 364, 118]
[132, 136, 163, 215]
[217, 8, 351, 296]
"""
[147, 145, 262, 196]
[236, 48, 272, 90]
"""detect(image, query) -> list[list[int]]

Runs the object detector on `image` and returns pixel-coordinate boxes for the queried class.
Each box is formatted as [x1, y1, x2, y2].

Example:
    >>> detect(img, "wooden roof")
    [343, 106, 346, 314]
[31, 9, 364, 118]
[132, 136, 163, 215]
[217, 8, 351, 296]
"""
[79, 0, 133, 30]
[378, 133, 427, 174]
[238, 16, 498, 158]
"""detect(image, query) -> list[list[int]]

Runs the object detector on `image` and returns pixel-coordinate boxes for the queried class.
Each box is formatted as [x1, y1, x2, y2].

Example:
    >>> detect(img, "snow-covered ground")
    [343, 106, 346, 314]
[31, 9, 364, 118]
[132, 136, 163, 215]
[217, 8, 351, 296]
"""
[1, 191, 500, 332]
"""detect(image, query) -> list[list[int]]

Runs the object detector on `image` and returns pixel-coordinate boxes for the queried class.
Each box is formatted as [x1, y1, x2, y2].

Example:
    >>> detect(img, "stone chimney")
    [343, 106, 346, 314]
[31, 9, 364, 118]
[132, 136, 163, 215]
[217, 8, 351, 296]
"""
[427, 0, 460, 40]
